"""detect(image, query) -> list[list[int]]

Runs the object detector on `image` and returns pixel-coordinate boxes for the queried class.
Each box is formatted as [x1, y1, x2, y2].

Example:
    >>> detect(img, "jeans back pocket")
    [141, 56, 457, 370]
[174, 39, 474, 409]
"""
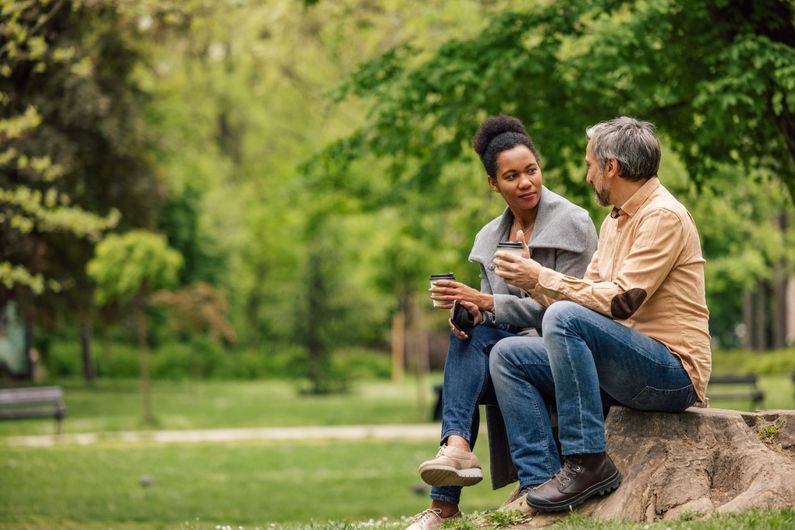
[630, 384, 696, 412]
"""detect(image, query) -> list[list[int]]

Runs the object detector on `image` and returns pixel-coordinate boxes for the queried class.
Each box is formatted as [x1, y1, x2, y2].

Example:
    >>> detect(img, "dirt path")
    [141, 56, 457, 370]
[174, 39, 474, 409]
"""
[3, 423, 443, 447]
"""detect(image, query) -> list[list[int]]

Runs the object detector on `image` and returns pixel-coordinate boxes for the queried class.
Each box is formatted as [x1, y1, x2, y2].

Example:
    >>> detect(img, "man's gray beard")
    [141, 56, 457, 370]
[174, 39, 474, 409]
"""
[594, 187, 610, 207]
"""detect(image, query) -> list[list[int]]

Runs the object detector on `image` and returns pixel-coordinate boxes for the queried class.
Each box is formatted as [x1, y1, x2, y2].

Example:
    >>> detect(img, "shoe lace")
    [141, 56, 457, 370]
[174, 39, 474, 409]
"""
[412, 508, 442, 524]
[557, 458, 583, 486]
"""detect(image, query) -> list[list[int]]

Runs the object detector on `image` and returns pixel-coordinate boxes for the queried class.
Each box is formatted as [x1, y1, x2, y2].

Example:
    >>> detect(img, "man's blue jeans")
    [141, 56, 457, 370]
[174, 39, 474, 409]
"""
[489, 301, 697, 489]
[430, 325, 514, 505]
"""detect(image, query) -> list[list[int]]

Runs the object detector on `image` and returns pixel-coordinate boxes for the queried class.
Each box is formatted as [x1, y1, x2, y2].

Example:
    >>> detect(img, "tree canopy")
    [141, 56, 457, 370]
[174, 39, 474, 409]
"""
[320, 0, 795, 199]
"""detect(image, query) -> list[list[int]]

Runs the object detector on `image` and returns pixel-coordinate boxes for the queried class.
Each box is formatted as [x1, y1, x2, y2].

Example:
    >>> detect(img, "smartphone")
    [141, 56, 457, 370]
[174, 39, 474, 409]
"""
[451, 300, 476, 335]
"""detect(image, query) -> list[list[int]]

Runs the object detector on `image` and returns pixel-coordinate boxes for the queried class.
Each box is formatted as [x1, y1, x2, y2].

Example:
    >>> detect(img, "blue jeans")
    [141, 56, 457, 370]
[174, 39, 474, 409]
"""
[490, 301, 696, 488]
[430, 325, 514, 505]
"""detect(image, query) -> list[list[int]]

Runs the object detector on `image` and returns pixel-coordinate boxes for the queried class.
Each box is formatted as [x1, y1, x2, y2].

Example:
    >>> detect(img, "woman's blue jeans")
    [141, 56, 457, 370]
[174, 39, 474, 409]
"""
[430, 325, 514, 505]
[489, 301, 696, 488]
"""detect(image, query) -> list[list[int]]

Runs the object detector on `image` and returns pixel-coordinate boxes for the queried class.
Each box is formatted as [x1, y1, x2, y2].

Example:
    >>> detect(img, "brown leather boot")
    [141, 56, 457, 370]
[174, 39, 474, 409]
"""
[525, 452, 621, 512]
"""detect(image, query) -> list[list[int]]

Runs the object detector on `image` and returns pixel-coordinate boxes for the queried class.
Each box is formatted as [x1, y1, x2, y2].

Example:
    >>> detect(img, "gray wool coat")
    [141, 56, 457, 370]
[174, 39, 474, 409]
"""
[468, 186, 597, 489]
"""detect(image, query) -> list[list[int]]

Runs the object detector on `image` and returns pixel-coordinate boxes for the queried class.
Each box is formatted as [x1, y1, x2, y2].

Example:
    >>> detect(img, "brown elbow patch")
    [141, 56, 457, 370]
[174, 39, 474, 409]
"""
[610, 289, 647, 319]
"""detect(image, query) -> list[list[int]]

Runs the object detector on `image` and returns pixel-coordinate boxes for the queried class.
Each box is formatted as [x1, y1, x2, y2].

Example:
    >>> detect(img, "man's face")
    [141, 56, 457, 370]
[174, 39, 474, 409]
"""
[585, 140, 611, 207]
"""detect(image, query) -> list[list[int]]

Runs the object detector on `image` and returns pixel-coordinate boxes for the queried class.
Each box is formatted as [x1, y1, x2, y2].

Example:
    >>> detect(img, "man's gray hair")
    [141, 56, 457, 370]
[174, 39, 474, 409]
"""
[586, 117, 661, 181]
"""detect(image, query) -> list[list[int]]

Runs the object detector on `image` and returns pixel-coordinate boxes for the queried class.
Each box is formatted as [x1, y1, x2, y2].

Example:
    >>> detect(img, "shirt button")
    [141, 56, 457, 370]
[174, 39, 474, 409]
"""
[488, 264, 495, 271]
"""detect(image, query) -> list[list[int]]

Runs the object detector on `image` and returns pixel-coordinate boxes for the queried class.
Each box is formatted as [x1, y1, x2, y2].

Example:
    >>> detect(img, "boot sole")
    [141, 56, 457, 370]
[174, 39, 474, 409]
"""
[419, 464, 483, 487]
[526, 471, 622, 512]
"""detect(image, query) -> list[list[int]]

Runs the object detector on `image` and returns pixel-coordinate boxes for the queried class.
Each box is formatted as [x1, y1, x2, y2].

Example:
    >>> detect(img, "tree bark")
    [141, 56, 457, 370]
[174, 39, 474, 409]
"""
[79, 314, 96, 384]
[391, 309, 405, 383]
[772, 212, 788, 349]
[742, 288, 753, 349]
[411, 296, 428, 421]
[519, 407, 795, 527]
[135, 294, 153, 426]
[752, 282, 768, 350]
[304, 248, 330, 394]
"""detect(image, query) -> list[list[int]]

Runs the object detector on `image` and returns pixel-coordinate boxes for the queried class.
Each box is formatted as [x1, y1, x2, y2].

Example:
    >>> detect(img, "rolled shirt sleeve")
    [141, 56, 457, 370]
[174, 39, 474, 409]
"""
[530, 208, 685, 320]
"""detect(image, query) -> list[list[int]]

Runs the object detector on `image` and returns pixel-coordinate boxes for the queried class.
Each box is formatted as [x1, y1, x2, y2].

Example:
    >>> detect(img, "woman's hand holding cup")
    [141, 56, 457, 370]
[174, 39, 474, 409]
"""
[429, 277, 493, 311]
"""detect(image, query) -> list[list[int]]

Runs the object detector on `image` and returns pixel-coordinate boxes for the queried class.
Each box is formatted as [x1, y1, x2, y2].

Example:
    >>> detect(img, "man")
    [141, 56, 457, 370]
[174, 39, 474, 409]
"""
[489, 116, 711, 512]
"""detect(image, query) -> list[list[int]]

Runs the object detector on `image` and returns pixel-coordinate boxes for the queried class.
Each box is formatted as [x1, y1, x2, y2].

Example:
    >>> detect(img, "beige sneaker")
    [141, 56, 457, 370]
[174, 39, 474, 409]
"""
[496, 483, 537, 517]
[418, 445, 483, 487]
[404, 508, 461, 530]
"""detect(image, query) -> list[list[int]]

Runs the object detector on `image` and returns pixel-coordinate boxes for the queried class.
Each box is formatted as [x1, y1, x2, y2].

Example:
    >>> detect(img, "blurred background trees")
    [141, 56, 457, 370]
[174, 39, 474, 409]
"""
[2, 0, 795, 391]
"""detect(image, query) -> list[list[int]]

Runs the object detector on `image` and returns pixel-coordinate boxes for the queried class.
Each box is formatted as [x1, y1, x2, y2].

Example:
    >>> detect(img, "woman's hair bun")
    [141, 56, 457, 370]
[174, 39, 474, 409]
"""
[472, 115, 529, 156]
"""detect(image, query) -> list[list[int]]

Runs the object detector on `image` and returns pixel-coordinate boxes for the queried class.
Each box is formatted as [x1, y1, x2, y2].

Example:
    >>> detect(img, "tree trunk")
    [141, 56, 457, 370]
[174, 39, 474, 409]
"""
[772, 212, 788, 349]
[773, 268, 788, 350]
[245, 261, 267, 347]
[391, 309, 405, 383]
[305, 248, 330, 394]
[135, 294, 154, 426]
[79, 315, 96, 384]
[520, 407, 795, 528]
[787, 275, 795, 346]
[411, 296, 428, 421]
[752, 282, 768, 350]
[742, 288, 753, 349]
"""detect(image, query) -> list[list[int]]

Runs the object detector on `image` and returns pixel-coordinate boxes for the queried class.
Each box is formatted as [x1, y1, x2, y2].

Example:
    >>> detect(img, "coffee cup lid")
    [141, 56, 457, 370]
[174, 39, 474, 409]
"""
[497, 241, 524, 249]
[430, 272, 455, 280]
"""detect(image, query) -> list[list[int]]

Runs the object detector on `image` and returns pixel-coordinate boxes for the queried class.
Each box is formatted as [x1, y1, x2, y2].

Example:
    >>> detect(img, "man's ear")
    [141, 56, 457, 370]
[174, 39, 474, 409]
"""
[606, 159, 621, 179]
[488, 176, 498, 191]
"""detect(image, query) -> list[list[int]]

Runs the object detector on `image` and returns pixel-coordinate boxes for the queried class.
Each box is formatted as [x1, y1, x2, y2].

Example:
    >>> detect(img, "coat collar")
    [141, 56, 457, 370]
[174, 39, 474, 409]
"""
[469, 186, 587, 264]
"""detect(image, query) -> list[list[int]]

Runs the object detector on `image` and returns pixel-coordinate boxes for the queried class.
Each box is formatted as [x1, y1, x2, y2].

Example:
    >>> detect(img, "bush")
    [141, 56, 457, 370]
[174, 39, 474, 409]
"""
[150, 342, 196, 380]
[47, 340, 83, 377]
[43, 336, 394, 382]
[712, 348, 795, 375]
[95, 342, 139, 378]
[333, 347, 392, 380]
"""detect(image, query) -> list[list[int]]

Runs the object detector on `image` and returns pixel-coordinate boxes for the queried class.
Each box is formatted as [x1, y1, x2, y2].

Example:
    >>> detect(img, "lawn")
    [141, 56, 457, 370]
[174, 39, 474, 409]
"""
[0, 437, 506, 529]
[2, 373, 792, 437]
[0, 378, 438, 436]
[1, 374, 793, 529]
[1, 438, 792, 530]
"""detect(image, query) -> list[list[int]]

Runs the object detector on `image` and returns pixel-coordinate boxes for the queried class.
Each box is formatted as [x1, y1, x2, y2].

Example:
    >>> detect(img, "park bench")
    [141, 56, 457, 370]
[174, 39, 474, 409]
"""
[706, 374, 765, 408]
[0, 386, 66, 434]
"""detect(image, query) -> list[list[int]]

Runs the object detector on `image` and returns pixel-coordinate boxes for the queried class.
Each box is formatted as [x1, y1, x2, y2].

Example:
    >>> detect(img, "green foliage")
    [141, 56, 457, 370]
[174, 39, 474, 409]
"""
[44, 333, 391, 381]
[87, 230, 183, 304]
[4, 0, 795, 375]
[712, 348, 795, 375]
[0, 2, 127, 295]
[482, 510, 527, 528]
[757, 418, 785, 442]
[310, 0, 795, 349]
[322, 0, 795, 195]
[440, 516, 477, 530]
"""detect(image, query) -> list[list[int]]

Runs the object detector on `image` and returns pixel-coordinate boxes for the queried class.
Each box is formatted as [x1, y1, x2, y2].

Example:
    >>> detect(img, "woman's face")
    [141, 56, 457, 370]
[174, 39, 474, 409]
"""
[489, 144, 543, 212]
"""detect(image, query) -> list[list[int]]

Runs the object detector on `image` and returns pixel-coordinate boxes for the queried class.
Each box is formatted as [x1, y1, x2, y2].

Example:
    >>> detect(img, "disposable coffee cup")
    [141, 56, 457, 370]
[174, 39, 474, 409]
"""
[496, 240, 525, 258]
[429, 272, 455, 308]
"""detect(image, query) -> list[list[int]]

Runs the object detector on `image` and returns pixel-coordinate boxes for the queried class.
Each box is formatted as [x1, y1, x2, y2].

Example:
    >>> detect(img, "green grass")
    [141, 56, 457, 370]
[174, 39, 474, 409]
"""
[0, 378, 440, 436]
[0, 438, 505, 529]
[707, 373, 794, 411]
[551, 510, 795, 529]
[2, 371, 788, 438]
[2, 437, 791, 530]
[1, 375, 794, 529]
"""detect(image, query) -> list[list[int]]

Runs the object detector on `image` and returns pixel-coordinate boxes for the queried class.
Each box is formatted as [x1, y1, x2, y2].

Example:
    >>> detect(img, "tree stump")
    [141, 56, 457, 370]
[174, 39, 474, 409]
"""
[521, 406, 795, 527]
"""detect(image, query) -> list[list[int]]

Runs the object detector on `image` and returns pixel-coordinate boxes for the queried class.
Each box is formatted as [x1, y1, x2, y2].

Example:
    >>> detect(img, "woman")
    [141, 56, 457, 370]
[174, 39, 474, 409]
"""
[406, 116, 597, 530]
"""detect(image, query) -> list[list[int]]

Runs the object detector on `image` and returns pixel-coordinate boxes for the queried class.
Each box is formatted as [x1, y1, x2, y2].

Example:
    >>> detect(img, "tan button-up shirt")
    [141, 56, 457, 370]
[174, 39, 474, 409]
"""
[530, 177, 711, 401]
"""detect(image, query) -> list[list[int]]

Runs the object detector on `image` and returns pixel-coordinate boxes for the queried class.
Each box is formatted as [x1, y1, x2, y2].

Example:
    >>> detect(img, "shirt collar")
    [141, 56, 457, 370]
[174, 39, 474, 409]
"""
[614, 177, 660, 218]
